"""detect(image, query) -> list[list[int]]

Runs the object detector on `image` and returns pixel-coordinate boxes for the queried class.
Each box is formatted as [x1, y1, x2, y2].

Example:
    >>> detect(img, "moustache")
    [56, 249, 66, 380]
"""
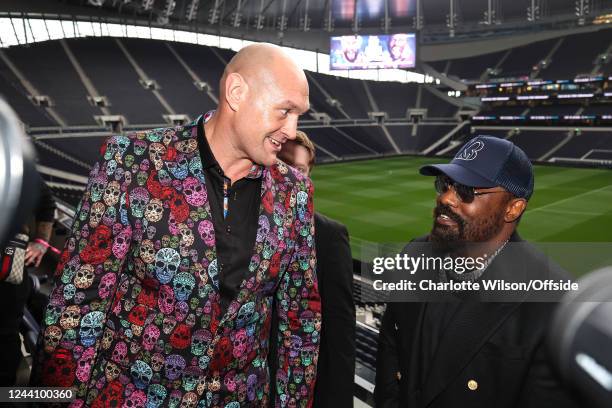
[434, 204, 465, 227]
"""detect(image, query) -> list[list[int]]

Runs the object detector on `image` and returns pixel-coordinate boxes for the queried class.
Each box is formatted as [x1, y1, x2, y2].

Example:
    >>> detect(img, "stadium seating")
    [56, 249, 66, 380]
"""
[528, 104, 582, 116]
[306, 127, 375, 158]
[539, 30, 610, 79]
[4, 40, 100, 126]
[368, 81, 419, 118]
[551, 131, 612, 159]
[509, 130, 569, 159]
[120, 38, 217, 119]
[0, 29, 609, 185]
[0, 58, 55, 127]
[443, 50, 507, 81]
[67, 37, 168, 124]
[356, 324, 378, 372]
[495, 38, 558, 79]
[431, 27, 612, 82]
[0, 37, 464, 169]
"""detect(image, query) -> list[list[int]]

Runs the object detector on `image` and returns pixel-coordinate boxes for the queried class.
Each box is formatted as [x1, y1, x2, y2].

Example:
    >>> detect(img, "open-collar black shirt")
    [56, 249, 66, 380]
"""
[196, 113, 263, 310]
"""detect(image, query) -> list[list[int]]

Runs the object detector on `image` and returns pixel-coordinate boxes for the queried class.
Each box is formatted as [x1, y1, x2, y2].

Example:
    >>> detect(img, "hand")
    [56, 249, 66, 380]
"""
[25, 242, 47, 267]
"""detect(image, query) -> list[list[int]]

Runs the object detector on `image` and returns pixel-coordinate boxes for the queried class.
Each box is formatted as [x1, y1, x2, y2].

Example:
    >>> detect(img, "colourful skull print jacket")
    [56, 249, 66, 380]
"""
[32, 115, 321, 408]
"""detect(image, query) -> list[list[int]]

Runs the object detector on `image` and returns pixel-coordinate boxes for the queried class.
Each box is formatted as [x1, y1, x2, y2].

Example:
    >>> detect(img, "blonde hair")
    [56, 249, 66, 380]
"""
[294, 130, 316, 169]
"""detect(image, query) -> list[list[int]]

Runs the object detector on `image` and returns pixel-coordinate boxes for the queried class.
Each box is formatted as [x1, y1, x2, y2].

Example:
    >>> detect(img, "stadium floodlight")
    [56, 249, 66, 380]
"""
[232, 0, 243, 28]
[575, 0, 591, 25]
[157, 0, 176, 25]
[324, 0, 334, 32]
[481, 0, 500, 25]
[527, 0, 541, 22]
[254, 0, 265, 30]
[141, 0, 155, 12]
[446, 0, 458, 37]
[413, 0, 423, 30]
[209, 0, 224, 25]
[185, 0, 200, 22]
[300, 0, 311, 32]
[277, 0, 288, 38]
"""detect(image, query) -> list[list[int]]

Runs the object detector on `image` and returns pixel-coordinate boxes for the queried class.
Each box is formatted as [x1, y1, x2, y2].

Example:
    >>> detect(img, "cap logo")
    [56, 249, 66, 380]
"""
[456, 140, 484, 161]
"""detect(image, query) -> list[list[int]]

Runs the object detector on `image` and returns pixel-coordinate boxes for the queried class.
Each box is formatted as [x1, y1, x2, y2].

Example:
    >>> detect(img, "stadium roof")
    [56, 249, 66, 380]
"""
[4, 0, 612, 41]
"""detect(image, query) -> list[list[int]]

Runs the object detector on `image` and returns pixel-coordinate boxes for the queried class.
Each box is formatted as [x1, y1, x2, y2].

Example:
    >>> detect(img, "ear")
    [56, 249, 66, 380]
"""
[224, 72, 249, 112]
[504, 197, 527, 223]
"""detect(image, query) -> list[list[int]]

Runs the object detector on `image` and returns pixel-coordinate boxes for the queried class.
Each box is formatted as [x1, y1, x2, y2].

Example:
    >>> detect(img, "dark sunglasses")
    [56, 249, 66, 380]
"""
[435, 175, 506, 203]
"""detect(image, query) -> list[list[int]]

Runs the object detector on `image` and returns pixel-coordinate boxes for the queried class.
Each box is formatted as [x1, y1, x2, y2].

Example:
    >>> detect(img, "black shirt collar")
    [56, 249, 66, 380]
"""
[197, 113, 220, 170]
[196, 112, 264, 179]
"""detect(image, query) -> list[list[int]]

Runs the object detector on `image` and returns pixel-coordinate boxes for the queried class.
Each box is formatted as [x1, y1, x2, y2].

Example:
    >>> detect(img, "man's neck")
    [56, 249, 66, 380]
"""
[453, 228, 514, 260]
[203, 115, 254, 183]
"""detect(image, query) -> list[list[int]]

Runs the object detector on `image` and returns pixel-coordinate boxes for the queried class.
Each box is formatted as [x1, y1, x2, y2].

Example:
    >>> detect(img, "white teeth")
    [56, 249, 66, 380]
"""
[269, 137, 281, 147]
[440, 214, 450, 220]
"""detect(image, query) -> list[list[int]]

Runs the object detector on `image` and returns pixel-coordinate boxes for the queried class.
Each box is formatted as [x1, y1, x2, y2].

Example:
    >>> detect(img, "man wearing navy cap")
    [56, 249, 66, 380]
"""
[375, 137, 581, 407]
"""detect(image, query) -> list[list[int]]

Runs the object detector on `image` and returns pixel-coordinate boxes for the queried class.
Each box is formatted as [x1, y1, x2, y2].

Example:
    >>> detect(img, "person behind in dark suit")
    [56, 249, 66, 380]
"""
[278, 130, 356, 407]
[375, 136, 581, 408]
[0, 175, 56, 385]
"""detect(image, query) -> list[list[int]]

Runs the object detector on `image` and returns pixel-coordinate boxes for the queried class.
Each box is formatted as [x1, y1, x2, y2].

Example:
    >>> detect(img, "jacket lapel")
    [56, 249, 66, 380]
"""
[172, 118, 293, 342]
[421, 239, 527, 406]
[215, 164, 294, 331]
[421, 300, 520, 406]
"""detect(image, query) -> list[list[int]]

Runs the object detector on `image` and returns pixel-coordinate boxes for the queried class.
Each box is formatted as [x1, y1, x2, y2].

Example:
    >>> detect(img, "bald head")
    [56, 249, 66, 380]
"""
[221, 43, 307, 99]
[209, 42, 310, 168]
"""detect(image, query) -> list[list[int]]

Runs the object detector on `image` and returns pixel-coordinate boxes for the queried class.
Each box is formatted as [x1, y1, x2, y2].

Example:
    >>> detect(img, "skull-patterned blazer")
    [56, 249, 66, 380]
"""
[32, 116, 321, 408]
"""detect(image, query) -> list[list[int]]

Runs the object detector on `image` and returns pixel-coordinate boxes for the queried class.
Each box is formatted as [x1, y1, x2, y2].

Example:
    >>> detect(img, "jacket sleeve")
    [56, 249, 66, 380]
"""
[31, 135, 134, 398]
[273, 177, 321, 408]
[34, 175, 57, 224]
[375, 303, 402, 408]
[516, 338, 582, 408]
[314, 222, 355, 407]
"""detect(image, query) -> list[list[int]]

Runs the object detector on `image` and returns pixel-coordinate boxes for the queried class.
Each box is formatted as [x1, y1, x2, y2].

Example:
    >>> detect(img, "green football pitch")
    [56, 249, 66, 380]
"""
[311, 156, 612, 276]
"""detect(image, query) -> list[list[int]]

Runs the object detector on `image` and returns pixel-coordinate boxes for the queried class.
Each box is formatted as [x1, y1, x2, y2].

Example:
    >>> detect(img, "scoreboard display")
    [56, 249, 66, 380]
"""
[330, 33, 416, 70]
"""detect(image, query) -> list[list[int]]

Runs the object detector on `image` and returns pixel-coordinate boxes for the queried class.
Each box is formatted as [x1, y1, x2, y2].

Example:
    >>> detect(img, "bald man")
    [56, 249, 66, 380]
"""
[32, 44, 321, 408]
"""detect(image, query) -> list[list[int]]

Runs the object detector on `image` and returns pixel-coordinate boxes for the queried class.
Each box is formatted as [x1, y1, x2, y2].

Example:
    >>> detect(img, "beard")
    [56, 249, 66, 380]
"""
[430, 203, 505, 253]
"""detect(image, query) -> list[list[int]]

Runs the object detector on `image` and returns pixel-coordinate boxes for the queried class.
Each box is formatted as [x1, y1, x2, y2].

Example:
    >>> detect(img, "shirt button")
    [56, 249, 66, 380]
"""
[467, 379, 478, 391]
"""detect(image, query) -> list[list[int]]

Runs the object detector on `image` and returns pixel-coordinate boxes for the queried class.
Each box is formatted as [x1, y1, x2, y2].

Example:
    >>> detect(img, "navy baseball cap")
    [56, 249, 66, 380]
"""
[419, 136, 534, 199]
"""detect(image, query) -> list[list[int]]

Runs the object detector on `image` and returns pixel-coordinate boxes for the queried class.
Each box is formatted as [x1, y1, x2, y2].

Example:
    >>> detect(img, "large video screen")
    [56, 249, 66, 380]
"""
[330, 33, 416, 70]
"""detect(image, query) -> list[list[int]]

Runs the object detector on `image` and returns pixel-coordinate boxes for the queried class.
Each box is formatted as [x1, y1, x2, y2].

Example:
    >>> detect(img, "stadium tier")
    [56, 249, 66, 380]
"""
[495, 38, 558, 79]
[1, 29, 608, 176]
[0, 37, 469, 175]
[552, 130, 612, 159]
[430, 26, 612, 82]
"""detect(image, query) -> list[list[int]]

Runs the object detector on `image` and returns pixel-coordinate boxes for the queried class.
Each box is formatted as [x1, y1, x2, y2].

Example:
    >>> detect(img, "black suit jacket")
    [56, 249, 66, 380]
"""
[375, 233, 581, 408]
[313, 212, 356, 407]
